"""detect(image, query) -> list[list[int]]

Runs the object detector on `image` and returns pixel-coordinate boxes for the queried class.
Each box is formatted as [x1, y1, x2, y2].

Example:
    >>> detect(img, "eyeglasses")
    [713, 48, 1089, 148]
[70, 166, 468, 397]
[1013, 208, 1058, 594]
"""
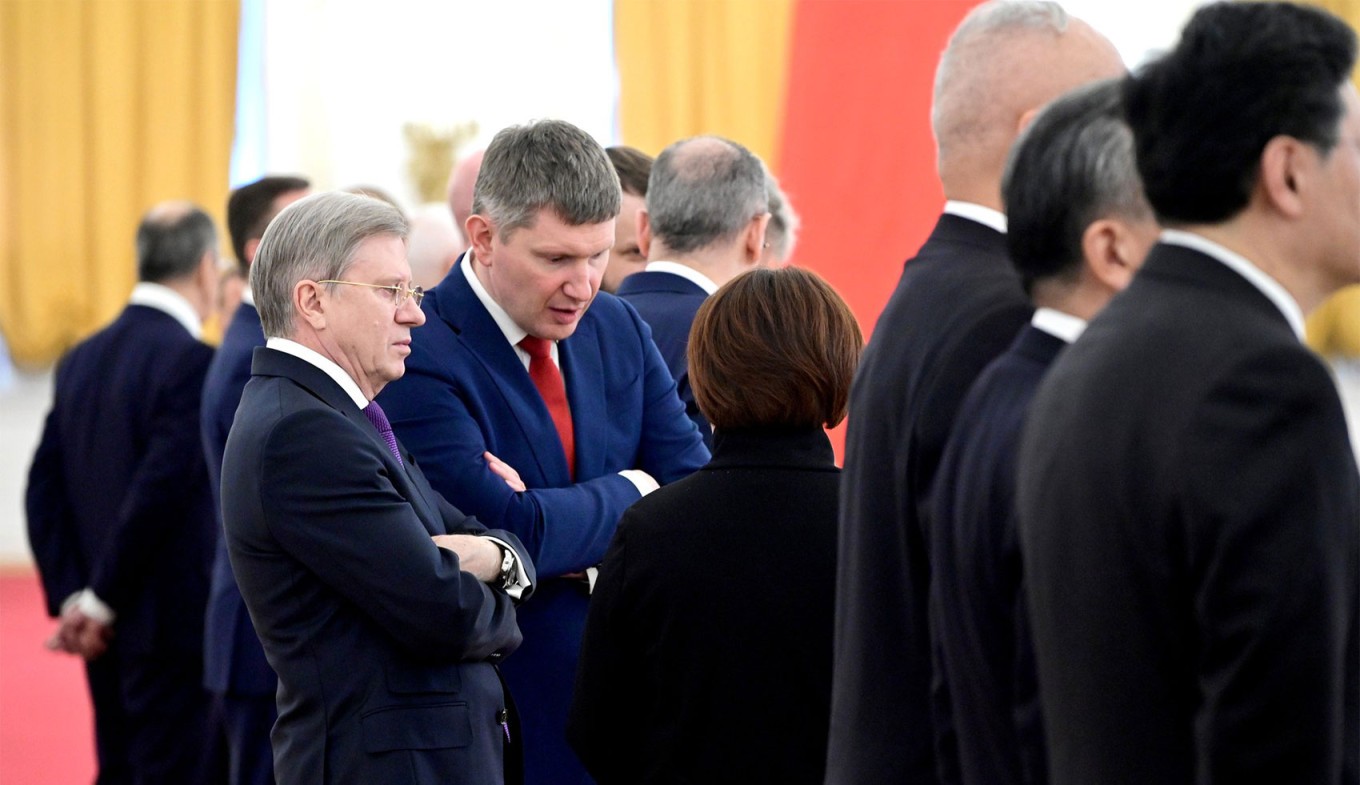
[317, 280, 424, 309]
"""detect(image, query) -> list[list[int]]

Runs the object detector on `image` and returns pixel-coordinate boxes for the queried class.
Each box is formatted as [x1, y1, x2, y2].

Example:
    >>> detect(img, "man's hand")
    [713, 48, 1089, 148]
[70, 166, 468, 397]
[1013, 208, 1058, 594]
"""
[46, 608, 113, 660]
[484, 451, 526, 492]
[432, 534, 503, 584]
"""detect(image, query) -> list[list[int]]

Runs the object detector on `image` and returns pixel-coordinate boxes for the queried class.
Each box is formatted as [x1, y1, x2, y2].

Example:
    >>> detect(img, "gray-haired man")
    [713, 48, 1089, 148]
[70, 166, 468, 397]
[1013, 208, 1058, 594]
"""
[615, 134, 771, 450]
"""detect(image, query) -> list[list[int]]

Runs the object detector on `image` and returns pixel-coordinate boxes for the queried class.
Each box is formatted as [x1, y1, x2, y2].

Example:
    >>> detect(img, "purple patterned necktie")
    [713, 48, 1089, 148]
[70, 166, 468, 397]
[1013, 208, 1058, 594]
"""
[362, 400, 404, 467]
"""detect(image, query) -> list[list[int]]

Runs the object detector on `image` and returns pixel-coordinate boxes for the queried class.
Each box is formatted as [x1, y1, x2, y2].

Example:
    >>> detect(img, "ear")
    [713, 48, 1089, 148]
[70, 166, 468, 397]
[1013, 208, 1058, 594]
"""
[1258, 135, 1308, 219]
[1016, 106, 1041, 136]
[294, 279, 328, 330]
[1080, 218, 1138, 293]
[466, 214, 496, 263]
[195, 252, 220, 319]
[244, 237, 262, 267]
[637, 208, 653, 259]
[744, 212, 772, 265]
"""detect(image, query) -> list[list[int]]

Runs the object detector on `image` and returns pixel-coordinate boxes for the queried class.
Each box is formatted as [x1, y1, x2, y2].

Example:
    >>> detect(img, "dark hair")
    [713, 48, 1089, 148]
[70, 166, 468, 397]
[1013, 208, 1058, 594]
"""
[473, 119, 621, 238]
[689, 267, 863, 430]
[607, 146, 654, 197]
[136, 203, 218, 284]
[227, 175, 310, 272]
[1003, 79, 1149, 292]
[1123, 1, 1356, 225]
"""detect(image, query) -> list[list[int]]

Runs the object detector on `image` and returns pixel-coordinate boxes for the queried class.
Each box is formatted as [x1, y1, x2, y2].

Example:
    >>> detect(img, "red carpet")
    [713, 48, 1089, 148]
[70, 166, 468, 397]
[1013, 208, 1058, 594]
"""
[0, 567, 97, 783]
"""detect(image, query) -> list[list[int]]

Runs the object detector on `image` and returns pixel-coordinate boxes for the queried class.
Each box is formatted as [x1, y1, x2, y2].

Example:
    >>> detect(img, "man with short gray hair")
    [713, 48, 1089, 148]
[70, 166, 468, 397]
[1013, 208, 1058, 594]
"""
[380, 119, 709, 785]
[615, 134, 770, 449]
[28, 201, 223, 783]
[829, 2, 1125, 782]
[930, 78, 1158, 785]
[221, 191, 533, 784]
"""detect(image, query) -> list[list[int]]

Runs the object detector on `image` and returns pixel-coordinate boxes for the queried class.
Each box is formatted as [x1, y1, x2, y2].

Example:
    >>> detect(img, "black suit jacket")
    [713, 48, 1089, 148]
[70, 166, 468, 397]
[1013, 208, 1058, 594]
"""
[200, 301, 275, 696]
[930, 324, 1064, 785]
[1018, 243, 1360, 785]
[27, 304, 215, 655]
[828, 213, 1032, 783]
[615, 268, 712, 449]
[221, 347, 534, 785]
[568, 426, 839, 784]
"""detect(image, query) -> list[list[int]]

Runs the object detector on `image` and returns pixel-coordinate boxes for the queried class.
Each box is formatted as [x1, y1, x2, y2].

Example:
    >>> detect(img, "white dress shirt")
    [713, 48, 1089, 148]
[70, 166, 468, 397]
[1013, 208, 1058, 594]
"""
[460, 254, 659, 498]
[944, 200, 1008, 234]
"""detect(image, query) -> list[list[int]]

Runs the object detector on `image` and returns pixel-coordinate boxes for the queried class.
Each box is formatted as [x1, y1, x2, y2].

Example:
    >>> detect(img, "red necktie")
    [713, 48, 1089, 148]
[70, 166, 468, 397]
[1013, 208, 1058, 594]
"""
[519, 335, 575, 479]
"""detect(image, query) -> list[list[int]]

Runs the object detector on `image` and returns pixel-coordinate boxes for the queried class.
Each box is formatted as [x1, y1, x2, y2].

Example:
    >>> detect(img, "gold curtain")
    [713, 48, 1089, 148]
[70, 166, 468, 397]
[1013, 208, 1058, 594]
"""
[1303, 0, 1360, 356]
[614, 0, 794, 167]
[0, 0, 239, 367]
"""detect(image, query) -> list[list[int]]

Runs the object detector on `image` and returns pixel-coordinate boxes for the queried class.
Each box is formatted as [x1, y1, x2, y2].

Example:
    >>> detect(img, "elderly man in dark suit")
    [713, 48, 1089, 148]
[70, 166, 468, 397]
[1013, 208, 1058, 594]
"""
[220, 191, 534, 784]
[27, 201, 223, 783]
[378, 119, 709, 785]
[827, 3, 1125, 782]
[1018, 4, 1360, 784]
[616, 135, 771, 449]
[569, 266, 862, 784]
[201, 174, 308, 785]
[928, 79, 1158, 785]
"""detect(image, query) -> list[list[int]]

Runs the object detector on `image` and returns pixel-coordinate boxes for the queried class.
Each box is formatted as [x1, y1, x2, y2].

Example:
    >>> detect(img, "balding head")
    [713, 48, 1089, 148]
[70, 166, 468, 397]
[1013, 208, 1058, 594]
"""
[446, 149, 485, 249]
[932, 1, 1124, 209]
[646, 136, 768, 256]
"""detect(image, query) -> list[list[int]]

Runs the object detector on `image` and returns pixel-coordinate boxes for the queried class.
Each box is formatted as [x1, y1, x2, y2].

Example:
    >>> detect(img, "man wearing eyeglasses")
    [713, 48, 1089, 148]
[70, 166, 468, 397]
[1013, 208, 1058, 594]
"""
[220, 191, 535, 785]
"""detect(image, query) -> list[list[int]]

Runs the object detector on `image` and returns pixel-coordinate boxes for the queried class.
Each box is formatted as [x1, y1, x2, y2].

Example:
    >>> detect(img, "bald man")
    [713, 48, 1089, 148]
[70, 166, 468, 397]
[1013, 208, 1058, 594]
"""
[447, 148, 485, 251]
[827, 3, 1125, 783]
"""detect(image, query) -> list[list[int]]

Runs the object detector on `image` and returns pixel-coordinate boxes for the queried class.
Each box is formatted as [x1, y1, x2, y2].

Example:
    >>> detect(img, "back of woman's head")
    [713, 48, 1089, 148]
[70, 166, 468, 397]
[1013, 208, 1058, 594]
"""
[689, 267, 863, 430]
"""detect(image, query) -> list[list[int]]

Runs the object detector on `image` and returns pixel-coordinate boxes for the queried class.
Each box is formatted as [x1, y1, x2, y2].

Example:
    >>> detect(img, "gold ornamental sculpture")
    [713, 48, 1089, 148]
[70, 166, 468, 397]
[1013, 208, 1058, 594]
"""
[404, 121, 479, 203]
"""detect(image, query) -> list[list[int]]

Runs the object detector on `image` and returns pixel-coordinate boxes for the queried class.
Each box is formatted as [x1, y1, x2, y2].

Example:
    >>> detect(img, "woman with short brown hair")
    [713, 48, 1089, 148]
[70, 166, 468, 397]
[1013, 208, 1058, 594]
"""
[568, 266, 863, 784]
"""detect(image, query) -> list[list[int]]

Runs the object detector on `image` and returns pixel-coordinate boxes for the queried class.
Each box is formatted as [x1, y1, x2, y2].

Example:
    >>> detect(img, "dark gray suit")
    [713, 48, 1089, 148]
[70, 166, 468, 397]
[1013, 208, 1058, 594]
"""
[222, 347, 533, 785]
[828, 213, 1032, 783]
[1018, 242, 1360, 784]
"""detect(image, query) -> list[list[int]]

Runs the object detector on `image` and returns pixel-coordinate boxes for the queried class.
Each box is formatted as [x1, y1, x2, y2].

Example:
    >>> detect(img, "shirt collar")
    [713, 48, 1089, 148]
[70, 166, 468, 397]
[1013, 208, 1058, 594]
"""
[460, 252, 558, 368]
[943, 200, 1008, 234]
[643, 261, 719, 295]
[129, 282, 202, 339]
[240, 285, 254, 307]
[265, 336, 369, 408]
[1159, 229, 1306, 342]
[1030, 307, 1087, 344]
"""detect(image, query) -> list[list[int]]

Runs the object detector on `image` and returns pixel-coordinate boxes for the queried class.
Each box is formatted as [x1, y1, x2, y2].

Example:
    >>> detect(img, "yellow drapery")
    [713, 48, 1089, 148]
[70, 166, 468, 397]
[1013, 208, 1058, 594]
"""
[1, 0, 238, 367]
[613, 0, 794, 167]
[1303, 0, 1360, 357]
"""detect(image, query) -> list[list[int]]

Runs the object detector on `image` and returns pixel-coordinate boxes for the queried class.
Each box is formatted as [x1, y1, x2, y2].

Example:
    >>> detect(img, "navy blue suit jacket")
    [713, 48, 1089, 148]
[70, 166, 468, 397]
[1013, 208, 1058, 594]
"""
[200, 301, 275, 696]
[379, 258, 710, 784]
[829, 214, 1032, 784]
[27, 304, 216, 655]
[222, 348, 532, 785]
[929, 324, 1064, 785]
[615, 269, 712, 449]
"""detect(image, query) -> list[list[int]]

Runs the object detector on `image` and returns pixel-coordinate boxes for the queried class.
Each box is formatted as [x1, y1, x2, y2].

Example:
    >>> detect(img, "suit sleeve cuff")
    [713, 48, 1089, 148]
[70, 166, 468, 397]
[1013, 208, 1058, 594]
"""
[62, 588, 116, 625]
[480, 536, 531, 601]
[618, 469, 659, 497]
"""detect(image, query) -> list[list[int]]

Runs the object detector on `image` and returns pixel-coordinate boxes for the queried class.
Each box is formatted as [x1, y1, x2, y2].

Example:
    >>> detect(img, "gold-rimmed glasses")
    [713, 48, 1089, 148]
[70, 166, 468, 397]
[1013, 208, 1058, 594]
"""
[317, 280, 424, 309]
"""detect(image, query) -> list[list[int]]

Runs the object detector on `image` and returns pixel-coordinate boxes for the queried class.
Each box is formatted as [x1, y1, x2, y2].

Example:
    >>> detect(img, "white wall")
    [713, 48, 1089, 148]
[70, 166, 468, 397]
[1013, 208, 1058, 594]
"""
[246, 0, 618, 208]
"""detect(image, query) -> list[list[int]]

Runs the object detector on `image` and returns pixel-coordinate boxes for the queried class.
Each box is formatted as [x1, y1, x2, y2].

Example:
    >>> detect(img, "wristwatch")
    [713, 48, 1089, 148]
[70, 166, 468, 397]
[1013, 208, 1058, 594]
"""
[495, 543, 518, 591]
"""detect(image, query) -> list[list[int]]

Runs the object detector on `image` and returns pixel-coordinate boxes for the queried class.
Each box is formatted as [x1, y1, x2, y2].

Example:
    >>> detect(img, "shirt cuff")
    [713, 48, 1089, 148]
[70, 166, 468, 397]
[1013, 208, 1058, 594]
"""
[585, 566, 599, 594]
[480, 536, 531, 601]
[61, 588, 116, 625]
[619, 469, 659, 497]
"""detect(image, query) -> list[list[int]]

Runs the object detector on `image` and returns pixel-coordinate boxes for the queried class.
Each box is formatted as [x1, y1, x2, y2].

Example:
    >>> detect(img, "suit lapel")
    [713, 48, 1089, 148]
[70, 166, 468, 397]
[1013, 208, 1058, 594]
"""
[252, 348, 444, 536]
[437, 260, 572, 484]
[559, 316, 607, 480]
